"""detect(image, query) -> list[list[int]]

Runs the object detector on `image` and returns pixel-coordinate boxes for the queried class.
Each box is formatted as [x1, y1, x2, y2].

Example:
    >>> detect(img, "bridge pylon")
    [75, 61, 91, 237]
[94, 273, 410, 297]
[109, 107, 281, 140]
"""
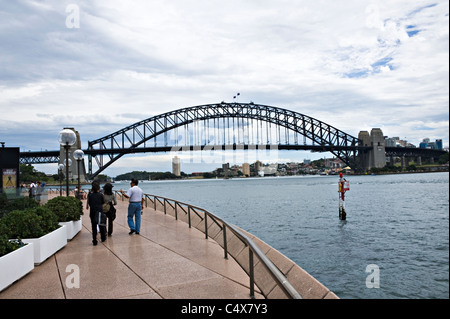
[358, 128, 386, 171]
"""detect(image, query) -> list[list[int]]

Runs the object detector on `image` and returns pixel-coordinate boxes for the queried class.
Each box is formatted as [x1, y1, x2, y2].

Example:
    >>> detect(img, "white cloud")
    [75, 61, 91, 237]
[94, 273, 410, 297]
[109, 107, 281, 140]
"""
[0, 0, 448, 176]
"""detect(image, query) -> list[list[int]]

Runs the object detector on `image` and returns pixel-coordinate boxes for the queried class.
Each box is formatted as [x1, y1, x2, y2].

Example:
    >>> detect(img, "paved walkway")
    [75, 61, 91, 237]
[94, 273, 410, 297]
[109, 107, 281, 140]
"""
[0, 196, 262, 299]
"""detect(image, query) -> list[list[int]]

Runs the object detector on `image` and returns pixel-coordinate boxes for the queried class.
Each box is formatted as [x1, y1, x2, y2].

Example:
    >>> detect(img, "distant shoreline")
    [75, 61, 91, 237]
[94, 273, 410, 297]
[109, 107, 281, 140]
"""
[111, 168, 449, 182]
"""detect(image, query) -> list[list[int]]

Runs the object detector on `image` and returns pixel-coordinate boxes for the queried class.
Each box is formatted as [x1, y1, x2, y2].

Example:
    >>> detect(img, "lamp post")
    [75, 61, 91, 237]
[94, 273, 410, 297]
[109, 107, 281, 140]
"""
[58, 163, 65, 196]
[58, 129, 76, 197]
[73, 149, 84, 199]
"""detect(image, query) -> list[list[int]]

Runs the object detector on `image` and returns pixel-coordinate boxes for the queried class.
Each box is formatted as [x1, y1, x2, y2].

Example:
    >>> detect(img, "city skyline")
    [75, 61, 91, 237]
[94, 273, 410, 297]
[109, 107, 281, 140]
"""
[1, 1, 448, 177]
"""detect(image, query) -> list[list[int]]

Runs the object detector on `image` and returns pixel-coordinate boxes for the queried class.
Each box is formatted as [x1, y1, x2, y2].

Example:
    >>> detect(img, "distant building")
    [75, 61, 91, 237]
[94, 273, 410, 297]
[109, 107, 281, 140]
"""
[191, 172, 203, 177]
[242, 163, 250, 177]
[385, 136, 415, 148]
[419, 141, 428, 148]
[172, 156, 181, 176]
[324, 157, 344, 170]
[261, 164, 278, 176]
[254, 160, 262, 170]
[385, 137, 396, 147]
[436, 139, 443, 149]
[419, 138, 443, 150]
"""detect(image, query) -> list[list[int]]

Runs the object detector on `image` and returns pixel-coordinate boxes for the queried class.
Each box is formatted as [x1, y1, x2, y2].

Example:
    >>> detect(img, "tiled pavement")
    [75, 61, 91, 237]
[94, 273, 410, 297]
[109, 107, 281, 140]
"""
[0, 197, 262, 299]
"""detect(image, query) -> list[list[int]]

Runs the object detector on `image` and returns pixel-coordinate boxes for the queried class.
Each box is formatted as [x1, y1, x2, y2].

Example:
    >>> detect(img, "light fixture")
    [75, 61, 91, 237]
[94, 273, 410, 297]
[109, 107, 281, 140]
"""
[58, 129, 77, 197]
[73, 149, 84, 199]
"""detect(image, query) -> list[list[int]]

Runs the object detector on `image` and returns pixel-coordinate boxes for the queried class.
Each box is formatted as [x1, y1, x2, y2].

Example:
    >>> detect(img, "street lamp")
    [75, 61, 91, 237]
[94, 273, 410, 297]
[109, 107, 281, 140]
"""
[58, 129, 76, 197]
[73, 149, 84, 199]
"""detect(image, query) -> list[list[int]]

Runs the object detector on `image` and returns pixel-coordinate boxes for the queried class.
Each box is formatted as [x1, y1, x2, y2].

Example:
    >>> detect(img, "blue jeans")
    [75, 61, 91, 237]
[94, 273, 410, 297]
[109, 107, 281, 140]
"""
[127, 202, 142, 233]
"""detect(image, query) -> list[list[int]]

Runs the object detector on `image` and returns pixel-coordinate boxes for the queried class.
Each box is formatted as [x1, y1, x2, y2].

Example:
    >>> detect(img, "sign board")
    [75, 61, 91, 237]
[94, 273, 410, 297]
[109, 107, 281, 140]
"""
[0, 147, 20, 190]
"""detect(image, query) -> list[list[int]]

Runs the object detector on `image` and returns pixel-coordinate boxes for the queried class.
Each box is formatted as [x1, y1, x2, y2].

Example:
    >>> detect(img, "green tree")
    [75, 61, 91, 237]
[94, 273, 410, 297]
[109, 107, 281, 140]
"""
[438, 153, 449, 164]
[19, 164, 49, 183]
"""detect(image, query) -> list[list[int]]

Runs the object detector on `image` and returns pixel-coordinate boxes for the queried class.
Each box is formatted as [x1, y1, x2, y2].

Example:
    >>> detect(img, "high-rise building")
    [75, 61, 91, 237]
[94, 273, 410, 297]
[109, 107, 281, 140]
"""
[420, 138, 443, 150]
[172, 156, 181, 176]
[242, 163, 250, 176]
[436, 139, 443, 150]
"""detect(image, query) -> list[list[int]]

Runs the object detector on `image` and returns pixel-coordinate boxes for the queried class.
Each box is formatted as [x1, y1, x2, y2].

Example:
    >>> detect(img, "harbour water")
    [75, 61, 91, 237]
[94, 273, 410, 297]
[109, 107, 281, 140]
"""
[112, 172, 449, 299]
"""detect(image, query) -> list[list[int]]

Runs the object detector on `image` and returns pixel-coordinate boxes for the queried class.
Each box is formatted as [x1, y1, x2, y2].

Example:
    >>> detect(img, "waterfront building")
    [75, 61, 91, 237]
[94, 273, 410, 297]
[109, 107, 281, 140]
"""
[242, 163, 250, 177]
[261, 164, 278, 176]
[436, 139, 443, 149]
[385, 137, 397, 147]
[419, 138, 443, 150]
[172, 156, 181, 176]
[254, 160, 262, 173]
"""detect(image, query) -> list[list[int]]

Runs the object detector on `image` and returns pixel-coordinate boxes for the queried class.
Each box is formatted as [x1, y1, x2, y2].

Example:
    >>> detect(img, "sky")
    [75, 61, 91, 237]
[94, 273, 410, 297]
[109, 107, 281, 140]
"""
[0, 0, 448, 176]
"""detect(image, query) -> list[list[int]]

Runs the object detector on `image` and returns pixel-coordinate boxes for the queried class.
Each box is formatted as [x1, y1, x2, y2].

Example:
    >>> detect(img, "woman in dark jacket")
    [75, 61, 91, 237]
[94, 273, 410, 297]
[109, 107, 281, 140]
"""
[86, 181, 105, 245]
[102, 182, 117, 236]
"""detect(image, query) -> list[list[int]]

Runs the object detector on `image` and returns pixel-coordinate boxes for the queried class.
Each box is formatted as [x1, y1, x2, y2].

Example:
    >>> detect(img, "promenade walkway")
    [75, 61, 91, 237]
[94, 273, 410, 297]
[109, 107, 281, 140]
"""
[0, 196, 261, 299]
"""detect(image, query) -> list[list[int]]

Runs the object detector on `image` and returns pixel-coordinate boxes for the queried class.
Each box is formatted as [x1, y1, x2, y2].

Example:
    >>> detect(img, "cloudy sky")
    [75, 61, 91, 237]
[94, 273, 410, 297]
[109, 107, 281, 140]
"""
[0, 0, 448, 176]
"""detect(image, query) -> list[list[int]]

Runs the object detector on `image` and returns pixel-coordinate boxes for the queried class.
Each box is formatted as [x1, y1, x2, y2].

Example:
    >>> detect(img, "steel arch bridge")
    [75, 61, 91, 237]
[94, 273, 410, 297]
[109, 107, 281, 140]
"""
[86, 102, 364, 178]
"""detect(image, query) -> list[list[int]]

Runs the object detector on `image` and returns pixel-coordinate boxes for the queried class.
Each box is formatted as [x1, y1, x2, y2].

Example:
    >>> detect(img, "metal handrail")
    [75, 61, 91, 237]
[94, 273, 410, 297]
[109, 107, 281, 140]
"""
[47, 188, 301, 298]
[123, 191, 302, 299]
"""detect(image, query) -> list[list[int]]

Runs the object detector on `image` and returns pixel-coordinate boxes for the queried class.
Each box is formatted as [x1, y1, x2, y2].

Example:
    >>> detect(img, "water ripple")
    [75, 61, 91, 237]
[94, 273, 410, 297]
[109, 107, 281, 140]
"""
[134, 172, 449, 299]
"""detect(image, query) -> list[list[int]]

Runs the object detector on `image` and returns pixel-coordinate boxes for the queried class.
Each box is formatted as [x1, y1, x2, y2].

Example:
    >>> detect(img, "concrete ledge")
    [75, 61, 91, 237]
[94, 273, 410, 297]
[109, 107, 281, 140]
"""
[286, 265, 331, 299]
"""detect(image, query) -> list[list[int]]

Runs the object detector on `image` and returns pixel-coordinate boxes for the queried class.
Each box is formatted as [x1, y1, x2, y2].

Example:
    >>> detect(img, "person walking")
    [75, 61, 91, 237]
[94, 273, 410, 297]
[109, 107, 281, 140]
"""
[29, 181, 36, 199]
[120, 178, 144, 235]
[35, 181, 42, 204]
[86, 181, 106, 245]
[102, 182, 117, 236]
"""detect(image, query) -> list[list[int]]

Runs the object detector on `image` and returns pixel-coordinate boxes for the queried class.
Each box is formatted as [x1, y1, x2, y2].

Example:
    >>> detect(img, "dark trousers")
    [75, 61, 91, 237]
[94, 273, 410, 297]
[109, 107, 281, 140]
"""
[90, 215, 106, 244]
[106, 215, 114, 236]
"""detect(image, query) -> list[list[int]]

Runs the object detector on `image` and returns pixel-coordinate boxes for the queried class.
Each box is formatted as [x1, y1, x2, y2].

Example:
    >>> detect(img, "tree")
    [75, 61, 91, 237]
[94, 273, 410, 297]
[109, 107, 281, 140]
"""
[438, 153, 449, 165]
[19, 164, 48, 183]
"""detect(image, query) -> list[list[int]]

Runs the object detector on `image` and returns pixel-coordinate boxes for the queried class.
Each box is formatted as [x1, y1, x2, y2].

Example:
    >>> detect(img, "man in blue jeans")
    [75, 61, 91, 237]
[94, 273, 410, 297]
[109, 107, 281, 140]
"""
[120, 178, 144, 235]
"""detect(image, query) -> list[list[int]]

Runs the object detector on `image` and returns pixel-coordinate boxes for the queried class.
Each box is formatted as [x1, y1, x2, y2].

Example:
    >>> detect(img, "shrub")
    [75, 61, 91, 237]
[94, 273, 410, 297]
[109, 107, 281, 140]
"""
[0, 236, 24, 258]
[0, 221, 14, 257]
[0, 235, 10, 257]
[44, 196, 83, 222]
[0, 196, 39, 219]
[34, 206, 59, 234]
[0, 193, 7, 208]
[0, 207, 59, 239]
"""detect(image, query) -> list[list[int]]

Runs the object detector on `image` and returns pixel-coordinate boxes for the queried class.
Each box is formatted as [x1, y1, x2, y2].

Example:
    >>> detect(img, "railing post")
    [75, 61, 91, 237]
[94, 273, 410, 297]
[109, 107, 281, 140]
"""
[188, 206, 191, 228]
[163, 198, 166, 214]
[249, 249, 255, 299]
[204, 213, 208, 239]
[175, 202, 178, 220]
[153, 196, 156, 211]
[223, 223, 228, 259]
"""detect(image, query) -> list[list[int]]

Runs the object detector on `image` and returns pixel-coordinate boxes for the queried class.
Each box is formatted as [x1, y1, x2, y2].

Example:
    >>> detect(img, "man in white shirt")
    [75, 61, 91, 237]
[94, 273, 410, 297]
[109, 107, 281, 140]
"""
[29, 181, 36, 198]
[120, 178, 145, 235]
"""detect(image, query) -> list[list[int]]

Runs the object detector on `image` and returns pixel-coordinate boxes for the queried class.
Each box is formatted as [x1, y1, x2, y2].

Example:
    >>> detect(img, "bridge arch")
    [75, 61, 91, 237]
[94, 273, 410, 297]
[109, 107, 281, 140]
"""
[87, 102, 361, 178]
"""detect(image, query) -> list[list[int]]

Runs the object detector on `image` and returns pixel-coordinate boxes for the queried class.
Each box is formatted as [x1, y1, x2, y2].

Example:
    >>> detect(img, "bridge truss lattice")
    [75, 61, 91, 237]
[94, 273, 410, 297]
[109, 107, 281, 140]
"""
[87, 102, 362, 178]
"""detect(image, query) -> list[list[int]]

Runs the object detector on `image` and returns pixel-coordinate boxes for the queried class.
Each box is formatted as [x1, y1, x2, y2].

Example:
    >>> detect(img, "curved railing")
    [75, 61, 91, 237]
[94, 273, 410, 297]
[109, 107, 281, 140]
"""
[119, 191, 302, 299]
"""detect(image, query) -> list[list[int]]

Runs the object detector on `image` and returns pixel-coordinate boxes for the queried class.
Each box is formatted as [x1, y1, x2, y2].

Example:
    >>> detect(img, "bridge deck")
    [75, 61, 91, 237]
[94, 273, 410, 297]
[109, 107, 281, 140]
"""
[0, 195, 261, 299]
